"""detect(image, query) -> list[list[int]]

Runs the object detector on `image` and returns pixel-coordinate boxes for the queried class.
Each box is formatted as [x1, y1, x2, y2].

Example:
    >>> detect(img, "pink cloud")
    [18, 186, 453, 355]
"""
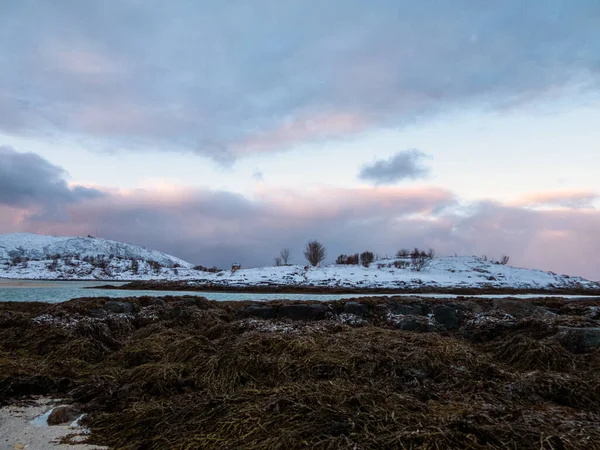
[514, 190, 599, 209]
[234, 112, 366, 154]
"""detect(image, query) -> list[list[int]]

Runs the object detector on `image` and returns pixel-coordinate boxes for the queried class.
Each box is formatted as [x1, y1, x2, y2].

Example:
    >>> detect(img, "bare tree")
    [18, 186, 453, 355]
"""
[411, 251, 433, 272]
[303, 240, 326, 267]
[280, 248, 291, 265]
[274, 256, 282, 266]
[500, 255, 510, 265]
[360, 251, 375, 267]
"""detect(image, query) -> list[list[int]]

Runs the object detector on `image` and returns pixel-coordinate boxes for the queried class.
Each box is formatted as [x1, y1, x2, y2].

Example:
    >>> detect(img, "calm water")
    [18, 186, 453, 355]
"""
[0, 280, 598, 303]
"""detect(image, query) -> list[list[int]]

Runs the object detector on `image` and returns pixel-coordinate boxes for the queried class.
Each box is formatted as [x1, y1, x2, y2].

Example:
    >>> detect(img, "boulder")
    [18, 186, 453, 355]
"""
[88, 308, 108, 318]
[151, 298, 167, 306]
[393, 304, 426, 316]
[558, 327, 600, 352]
[433, 305, 462, 330]
[104, 301, 134, 314]
[278, 304, 327, 320]
[394, 316, 434, 332]
[246, 306, 278, 319]
[47, 405, 80, 426]
[343, 301, 367, 316]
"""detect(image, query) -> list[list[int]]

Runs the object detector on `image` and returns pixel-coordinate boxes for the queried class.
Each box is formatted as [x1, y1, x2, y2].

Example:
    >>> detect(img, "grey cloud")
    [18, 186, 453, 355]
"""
[0, 146, 103, 208]
[0, 1, 599, 162]
[358, 149, 430, 184]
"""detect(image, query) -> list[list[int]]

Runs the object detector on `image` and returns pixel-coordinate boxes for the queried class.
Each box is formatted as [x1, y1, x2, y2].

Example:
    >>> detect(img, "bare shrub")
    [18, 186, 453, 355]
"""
[336, 253, 359, 265]
[304, 240, 326, 267]
[274, 257, 282, 267]
[360, 251, 375, 268]
[500, 255, 510, 265]
[396, 249, 409, 258]
[280, 248, 291, 265]
[411, 249, 433, 272]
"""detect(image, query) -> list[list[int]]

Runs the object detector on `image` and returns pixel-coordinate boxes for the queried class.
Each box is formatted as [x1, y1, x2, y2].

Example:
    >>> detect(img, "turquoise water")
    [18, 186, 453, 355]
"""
[0, 280, 382, 303]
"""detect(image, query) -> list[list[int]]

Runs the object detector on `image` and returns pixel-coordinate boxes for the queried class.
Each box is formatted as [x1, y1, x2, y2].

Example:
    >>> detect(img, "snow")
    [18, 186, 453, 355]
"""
[185, 256, 599, 291]
[1, 233, 599, 292]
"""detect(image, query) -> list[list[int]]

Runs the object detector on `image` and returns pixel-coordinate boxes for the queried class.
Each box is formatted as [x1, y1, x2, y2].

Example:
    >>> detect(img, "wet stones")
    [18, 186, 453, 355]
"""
[433, 305, 462, 330]
[343, 301, 367, 316]
[278, 304, 327, 320]
[558, 327, 600, 352]
[104, 301, 135, 314]
[246, 306, 278, 320]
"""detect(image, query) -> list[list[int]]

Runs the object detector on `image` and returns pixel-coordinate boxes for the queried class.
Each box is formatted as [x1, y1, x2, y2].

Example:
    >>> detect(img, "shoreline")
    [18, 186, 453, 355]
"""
[91, 280, 600, 297]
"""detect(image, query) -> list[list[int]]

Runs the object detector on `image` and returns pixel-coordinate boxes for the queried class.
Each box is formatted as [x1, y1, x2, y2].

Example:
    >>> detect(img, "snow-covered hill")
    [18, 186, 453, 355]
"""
[1, 233, 598, 291]
[0, 233, 196, 280]
[183, 256, 599, 292]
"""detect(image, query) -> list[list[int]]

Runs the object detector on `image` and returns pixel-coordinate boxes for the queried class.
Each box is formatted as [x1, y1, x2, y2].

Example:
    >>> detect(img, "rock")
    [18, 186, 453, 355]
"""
[390, 315, 436, 332]
[151, 298, 167, 306]
[278, 304, 327, 320]
[433, 305, 462, 330]
[47, 405, 80, 426]
[492, 299, 553, 319]
[246, 306, 278, 319]
[182, 297, 209, 307]
[343, 301, 367, 316]
[558, 327, 600, 352]
[393, 304, 426, 316]
[88, 308, 108, 318]
[104, 301, 134, 314]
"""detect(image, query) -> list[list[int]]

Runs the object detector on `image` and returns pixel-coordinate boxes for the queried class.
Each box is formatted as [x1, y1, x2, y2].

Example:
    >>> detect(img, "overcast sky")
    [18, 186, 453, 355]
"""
[1, 1, 599, 279]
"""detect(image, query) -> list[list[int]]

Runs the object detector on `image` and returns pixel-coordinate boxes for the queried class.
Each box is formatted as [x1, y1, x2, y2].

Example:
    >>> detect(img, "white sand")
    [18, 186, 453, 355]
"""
[0, 398, 106, 450]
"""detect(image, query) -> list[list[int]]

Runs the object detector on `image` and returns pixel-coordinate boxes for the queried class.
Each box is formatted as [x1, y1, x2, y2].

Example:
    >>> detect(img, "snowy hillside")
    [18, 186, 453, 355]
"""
[1, 233, 598, 291]
[0, 233, 196, 280]
[182, 256, 600, 292]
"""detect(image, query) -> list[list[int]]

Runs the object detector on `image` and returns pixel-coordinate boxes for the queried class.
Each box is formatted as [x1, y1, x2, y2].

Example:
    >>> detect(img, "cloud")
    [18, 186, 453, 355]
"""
[358, 149, 430, 184]
[0, 146, 103, 209]
[516, 191, 599, 209]
[1, 1, 599, 162]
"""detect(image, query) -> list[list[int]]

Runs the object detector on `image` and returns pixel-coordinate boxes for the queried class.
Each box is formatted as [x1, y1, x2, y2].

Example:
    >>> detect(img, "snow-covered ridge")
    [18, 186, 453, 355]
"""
[184, 256, 599, 291]
[0, 233, 195, 280]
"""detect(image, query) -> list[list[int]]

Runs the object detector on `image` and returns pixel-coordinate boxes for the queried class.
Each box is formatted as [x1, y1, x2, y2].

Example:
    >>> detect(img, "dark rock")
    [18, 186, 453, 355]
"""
[182, 297, 209, 307]
[433, 305, 462, 330]
[104, 301, 134, 314]
[558, 327, 600, 352]
[47, 405, 80, 426]
[343, 301, 367, 316]
[246, 306, 278, 319]
[393, 304, 426, 316]
[88, 308, 108, 318]
[151, 298, 167, 306]
[393, 315, 436, 332]
[492, 299, 554, 319]
[279, 304, 327, 320]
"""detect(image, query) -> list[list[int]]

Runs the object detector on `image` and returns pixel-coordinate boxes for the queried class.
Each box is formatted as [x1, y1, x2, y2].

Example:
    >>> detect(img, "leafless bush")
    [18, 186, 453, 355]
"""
[304, 240, 326, 267]
[396, 249, 409, 258]
[411, 249, 433, 272]
[336, 253, 359, 265]
[360, 251, 375, 268]
[280, 248, 291, 265]
[274, 256, 282, 267]
[500, 255, 510, 265]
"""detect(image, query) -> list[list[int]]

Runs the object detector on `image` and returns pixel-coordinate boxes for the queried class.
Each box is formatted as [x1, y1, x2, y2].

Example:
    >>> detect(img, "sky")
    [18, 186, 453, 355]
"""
[0, 0, 599, 279]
